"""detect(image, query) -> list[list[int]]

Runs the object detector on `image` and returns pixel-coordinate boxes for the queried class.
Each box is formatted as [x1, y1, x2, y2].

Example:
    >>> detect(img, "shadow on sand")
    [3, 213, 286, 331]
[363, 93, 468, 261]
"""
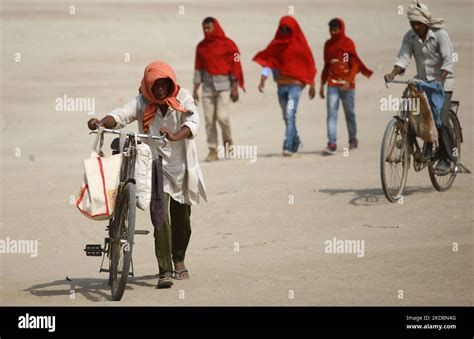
[319, 186, 435, 206]
[23, 275, 158, 302]
[257, 150, 325, 158]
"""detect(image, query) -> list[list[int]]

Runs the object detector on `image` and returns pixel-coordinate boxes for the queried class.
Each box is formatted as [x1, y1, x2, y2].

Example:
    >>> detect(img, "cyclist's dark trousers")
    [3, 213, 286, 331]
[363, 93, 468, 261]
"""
[437, 92, 456, 162]
[153, 193, 192, 274]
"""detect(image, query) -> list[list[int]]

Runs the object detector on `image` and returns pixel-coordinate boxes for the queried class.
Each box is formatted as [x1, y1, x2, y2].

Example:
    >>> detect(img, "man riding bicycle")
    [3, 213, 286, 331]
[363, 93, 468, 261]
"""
[384, 0, 455, 175]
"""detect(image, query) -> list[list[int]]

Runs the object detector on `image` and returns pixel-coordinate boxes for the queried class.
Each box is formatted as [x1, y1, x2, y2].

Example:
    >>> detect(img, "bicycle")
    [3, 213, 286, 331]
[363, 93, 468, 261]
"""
[84, 126, 165, 301]
[380, 79, 469, 203]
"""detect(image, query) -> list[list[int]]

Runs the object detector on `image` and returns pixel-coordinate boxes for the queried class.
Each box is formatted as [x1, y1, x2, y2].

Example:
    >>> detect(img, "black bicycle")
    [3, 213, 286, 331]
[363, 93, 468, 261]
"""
[84, 126, 164, 301]
[380, 79, 469, 203]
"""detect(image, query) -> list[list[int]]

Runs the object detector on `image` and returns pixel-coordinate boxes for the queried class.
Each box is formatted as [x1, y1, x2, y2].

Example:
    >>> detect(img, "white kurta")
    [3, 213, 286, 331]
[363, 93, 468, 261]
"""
[108, 88, 207, 205]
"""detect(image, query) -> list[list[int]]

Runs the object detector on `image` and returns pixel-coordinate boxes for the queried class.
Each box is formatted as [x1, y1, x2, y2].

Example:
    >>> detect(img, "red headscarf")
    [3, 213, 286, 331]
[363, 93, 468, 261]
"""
[253, 16, 316, 85]
[195, 18, 245, 90]
[323, 18, 372, 78]
[139, 61, 188, 133]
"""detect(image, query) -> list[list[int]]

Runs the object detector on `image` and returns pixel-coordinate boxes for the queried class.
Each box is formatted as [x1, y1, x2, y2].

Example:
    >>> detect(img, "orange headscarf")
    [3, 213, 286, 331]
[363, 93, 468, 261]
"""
[140, 61, 188, 133]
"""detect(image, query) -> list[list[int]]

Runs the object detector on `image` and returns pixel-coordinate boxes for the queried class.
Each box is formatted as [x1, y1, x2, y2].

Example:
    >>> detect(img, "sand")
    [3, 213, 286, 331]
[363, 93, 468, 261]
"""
[0, 0, 472, 305]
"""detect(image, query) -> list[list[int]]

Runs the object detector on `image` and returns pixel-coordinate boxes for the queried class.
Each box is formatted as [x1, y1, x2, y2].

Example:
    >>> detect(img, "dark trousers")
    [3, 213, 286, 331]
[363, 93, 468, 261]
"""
[153, 193, 192, 274]
[436, 92, 456, 162]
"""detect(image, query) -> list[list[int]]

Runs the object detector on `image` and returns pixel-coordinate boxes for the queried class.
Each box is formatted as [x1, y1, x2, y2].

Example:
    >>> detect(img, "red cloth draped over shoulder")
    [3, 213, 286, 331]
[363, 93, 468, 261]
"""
[252, 16, 317, 85]
[323, 18, 372, 78]
[195, 18, 245, 90]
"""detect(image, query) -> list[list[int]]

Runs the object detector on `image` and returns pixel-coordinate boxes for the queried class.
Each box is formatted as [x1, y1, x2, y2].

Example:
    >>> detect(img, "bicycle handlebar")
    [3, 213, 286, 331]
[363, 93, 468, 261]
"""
[386, 80, 411, 85]
[91, 124, 166, 141]
[384, 78, 421, 88]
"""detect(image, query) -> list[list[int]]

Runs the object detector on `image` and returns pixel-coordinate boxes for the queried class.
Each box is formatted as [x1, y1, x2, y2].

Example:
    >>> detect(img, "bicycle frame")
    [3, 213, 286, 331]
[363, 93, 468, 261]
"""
[97, 134, 138, 277]
[85, 126, 165, 278]
[381, 79, 467, 201]
[117, 134, 137, 198]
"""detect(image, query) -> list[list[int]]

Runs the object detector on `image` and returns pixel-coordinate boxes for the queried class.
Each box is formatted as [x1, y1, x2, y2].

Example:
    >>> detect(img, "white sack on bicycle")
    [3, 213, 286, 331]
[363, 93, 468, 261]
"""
[76, 127, 124, 220]
[134, 142, 152, 210]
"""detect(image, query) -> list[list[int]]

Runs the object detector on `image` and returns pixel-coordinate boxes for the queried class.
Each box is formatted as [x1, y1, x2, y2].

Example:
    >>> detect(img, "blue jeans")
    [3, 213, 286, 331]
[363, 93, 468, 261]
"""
[277, 85, 302, 152]
[326, 86, 357, 145]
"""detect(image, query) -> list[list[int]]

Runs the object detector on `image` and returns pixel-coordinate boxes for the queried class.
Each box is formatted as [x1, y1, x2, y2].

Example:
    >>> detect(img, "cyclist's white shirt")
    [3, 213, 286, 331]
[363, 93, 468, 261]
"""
[394, 28, 455, 92]
[107, 88, 207, 205]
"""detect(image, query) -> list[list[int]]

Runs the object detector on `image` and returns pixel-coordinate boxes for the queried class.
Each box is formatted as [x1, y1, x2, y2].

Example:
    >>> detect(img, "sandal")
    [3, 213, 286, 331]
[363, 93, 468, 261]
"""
[156, 272, 174, 289]
[173, 269, 189, 280]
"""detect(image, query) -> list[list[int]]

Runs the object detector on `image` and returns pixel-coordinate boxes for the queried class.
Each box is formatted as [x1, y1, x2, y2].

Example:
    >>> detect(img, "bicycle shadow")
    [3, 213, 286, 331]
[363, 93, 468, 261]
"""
[258, 150, 325, 158]
[319, 186, 434, 206]
[23, 275, 158, 302]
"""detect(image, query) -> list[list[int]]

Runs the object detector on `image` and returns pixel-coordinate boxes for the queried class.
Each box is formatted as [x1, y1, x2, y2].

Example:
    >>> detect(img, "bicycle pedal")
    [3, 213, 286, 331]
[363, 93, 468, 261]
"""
[84, 244, 103, 256]
[134, 230, 150, 235]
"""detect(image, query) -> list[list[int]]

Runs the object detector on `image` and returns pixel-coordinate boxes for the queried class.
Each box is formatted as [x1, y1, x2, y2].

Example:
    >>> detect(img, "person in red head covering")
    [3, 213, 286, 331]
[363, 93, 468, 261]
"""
[87, 61, 207, 288]
[194, 17, 245, 162]
[320, 18, 372, 155]
[253, 16, 316, 156]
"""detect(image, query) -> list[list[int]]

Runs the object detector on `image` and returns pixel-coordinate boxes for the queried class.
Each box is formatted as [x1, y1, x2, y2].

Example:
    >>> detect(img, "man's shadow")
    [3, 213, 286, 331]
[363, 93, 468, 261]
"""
[319, 186, 434, 206]
[23, 275, 158, 302]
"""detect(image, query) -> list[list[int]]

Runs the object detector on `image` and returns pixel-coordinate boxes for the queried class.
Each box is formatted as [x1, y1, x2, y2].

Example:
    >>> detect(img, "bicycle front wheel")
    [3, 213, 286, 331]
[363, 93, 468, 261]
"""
[380, 118, 409, 202]
[428, 110, 461, 191]
[110, 182, 136, 301]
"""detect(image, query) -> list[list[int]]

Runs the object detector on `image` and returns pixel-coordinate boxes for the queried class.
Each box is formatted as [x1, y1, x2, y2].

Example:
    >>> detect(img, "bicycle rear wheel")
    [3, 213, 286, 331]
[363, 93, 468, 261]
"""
[110, 182, 136, 301]
[429, 111, 461, 191]
[380, 118, 409, 202]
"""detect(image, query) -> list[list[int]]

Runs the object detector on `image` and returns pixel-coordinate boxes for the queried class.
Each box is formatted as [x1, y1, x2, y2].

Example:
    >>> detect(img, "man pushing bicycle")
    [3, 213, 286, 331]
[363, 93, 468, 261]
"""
[88, 61, 207, 289]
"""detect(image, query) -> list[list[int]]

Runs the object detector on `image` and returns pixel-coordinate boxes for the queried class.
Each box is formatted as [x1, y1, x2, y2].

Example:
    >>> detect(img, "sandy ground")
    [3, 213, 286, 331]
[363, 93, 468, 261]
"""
[0, 0, 472, 306]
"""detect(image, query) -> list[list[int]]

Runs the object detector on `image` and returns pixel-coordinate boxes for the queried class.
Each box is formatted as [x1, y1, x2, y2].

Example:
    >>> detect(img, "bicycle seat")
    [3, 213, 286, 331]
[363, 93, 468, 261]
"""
[110, 137, 141, 155]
